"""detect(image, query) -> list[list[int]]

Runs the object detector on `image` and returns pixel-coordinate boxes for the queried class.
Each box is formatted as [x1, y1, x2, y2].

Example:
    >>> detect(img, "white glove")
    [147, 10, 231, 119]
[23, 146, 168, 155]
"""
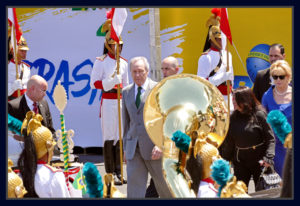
[102, 74, 122, 91]
[208, 71, 232, 86]
[114, 74, 122, 85]
[12, 79, 23, 91]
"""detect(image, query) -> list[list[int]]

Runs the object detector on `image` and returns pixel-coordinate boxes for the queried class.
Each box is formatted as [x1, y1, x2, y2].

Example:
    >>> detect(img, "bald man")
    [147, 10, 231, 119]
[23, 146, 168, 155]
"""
[145, 56, 180, 198]
[161, 56, 180, 78]
[8, 75, 56, 141]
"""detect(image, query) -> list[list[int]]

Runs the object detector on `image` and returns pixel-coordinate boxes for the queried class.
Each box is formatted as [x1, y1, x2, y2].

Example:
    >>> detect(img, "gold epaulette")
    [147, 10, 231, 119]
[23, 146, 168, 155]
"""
[44, 164, 63, 173]
[96, 54, 107, 61]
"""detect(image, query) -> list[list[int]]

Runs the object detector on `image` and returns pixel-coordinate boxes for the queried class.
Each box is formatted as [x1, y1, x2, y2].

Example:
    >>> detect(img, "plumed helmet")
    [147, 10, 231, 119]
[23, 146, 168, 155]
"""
[8, 159, 27, 198]
[21, 111, 56, 159]
[18, 36, 29, 51]
[209, 25, 222, 49]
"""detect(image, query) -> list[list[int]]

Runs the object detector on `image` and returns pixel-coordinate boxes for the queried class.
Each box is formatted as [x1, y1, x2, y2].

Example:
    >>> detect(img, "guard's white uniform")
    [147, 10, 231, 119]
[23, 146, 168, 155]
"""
[90, 54, 129, 145]
[197, 178, 218, 198]
[34, 162, 70, 197]
[197, 48, 234, 112]
[8, 60, 31, 97]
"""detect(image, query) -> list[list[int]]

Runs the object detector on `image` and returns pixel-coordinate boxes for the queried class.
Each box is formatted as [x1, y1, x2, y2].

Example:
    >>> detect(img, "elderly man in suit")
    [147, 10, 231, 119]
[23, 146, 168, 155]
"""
[122, 56, 172, 198]
[253, 43, 286, 102]
[8, 75, 56, 141]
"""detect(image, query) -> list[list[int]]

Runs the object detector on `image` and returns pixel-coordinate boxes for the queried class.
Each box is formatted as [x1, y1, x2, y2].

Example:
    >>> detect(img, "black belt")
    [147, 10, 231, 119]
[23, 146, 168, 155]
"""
[102, 88, 121, 93]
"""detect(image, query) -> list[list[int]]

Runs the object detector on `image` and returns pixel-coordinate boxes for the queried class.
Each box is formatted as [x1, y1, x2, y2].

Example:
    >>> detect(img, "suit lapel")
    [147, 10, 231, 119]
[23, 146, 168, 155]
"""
[128, 84, 137, 112]
[21, 96, 30, 118]
[38, 100, 47, 126]
[138, 79, 152, 112]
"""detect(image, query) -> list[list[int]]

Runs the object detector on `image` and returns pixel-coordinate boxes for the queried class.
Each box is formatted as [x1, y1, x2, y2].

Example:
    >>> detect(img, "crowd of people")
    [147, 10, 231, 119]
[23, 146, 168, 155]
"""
[7, 17, 292, 199]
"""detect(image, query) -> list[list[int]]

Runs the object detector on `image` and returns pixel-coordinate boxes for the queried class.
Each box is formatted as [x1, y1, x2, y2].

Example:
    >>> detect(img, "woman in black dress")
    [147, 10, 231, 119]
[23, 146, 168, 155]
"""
[219, 86, 275, 188]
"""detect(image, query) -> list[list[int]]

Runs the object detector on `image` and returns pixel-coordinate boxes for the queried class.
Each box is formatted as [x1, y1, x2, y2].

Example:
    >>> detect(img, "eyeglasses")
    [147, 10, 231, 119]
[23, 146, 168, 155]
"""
[272, 75, 286, 80]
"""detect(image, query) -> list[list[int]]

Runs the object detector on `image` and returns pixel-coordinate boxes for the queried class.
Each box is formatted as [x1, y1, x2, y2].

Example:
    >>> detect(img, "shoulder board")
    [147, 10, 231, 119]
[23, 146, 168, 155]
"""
[44, 164, 63, 173]
[120, 56, 128, 62]
[21, 61, 30, 67]
[96, 54, 107, 61]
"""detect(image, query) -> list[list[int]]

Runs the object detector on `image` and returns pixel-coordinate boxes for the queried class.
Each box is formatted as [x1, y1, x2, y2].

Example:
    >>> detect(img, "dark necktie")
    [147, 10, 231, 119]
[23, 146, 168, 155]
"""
[33, 102, 39, 114]
[135, 86, 142, 108]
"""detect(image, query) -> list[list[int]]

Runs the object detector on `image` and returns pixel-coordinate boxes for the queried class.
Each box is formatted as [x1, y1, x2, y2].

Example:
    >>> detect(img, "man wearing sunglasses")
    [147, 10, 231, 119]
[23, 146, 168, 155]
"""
[252, 44, 286, 102]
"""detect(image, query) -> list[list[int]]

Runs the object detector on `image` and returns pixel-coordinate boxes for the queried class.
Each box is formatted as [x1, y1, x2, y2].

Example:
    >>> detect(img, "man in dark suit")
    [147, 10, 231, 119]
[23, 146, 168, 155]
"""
[122, 56, 172, 198]
[253, 44, 286, 102]
[8, 75, 56, 141]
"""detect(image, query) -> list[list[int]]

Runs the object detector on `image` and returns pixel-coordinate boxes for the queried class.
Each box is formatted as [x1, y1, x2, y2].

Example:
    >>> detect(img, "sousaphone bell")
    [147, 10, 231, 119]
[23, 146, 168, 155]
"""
[144, 74, 229, 197]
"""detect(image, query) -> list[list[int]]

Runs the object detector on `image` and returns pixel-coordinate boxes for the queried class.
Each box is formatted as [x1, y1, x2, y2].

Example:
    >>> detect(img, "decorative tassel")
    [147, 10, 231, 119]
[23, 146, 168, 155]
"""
[267, 110, 292, 144]
[210, 159, 233, 197]
[8, 114, 22, 135]
[171, 130, 191, 154]
[83, 162, 103, 198]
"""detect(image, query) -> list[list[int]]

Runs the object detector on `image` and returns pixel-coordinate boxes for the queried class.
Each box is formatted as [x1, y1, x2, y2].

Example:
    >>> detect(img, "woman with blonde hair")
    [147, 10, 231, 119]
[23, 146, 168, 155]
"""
[262, 59, 292, 177]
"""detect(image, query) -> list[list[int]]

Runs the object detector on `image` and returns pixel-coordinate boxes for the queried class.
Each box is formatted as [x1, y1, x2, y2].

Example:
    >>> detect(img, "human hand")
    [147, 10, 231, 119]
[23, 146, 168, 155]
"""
[113, 74, 122, 85]
[13, 134, 24, 142]
[259, 160, 271, 168]
[13, 79, 23, 90]
[151, 146, 162, 160]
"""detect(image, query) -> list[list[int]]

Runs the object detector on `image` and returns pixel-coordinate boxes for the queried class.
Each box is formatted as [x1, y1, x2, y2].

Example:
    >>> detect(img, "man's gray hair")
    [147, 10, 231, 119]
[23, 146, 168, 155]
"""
[129, 56, 150, 72]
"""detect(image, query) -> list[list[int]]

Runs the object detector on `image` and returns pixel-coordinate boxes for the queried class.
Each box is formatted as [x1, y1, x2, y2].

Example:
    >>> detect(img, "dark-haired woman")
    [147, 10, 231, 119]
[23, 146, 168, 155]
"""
[219, 86, 275, 188]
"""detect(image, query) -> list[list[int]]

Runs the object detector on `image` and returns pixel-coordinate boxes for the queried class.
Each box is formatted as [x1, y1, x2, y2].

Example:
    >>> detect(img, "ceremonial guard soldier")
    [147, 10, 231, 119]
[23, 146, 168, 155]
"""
[90, 18, 129, 185]
[8, 36, 31, 101]
[197, 25, 234, 112]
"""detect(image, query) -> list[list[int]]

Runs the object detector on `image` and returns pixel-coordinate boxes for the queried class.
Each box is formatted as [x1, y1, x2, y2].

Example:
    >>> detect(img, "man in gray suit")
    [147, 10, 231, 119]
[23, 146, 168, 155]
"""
[122, 56, 172, 198]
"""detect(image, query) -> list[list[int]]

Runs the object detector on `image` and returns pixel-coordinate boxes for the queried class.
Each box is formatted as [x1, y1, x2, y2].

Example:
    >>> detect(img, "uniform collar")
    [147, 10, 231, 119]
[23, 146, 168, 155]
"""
[108, 52, 116, 60]
[37, 160, 47, 165]
[210, 47, 220, 52]
[202, 177, 215, 184]
[10, 59, 22, 65]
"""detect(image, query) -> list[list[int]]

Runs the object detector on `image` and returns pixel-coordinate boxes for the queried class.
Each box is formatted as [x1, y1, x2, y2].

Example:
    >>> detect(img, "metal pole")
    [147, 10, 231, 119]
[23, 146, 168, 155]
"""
[115, 43, 124, 184]
[226, 39, 231, 114]
[12, 26, 20, 97]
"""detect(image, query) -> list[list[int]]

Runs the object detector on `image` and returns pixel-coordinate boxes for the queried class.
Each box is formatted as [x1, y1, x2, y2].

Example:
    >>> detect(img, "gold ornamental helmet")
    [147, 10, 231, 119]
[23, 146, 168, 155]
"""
[103, 174, 126, 198]
[220, 176, 251, 198]
[21, 111, 56, 160]
[143, 74, 230, 197]
[193, 137, 221, 180]
[18, 36, 29, 51]
[8, 159, 27, 198]
[209, 26, 222, 50]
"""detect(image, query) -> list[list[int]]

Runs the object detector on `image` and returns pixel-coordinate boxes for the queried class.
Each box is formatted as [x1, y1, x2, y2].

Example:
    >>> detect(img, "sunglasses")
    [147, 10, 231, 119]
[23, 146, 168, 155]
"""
[272, 75, 286, 80]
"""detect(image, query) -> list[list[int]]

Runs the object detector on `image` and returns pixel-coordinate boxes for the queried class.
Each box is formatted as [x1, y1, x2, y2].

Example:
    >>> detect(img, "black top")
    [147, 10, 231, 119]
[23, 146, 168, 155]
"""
[220, 110, 275, 164]
[252, 68, 271, 103]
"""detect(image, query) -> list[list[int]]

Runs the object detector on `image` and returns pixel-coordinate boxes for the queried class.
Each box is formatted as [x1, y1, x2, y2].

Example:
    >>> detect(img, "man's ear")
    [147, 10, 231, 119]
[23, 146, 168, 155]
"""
[176, 67, 179, 73]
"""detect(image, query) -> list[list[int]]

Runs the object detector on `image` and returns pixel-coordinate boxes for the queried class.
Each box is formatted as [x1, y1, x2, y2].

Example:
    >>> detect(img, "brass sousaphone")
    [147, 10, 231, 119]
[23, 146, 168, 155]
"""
[144, 74, 230, 197]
